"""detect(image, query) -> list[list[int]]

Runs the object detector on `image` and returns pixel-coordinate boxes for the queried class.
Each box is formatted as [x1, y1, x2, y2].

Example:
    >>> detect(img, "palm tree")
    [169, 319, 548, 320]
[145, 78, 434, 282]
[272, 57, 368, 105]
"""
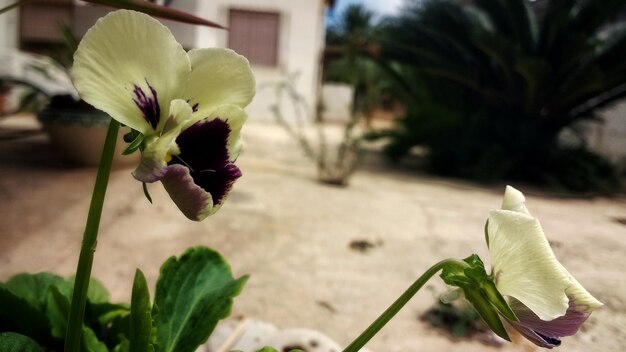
[324, 4, 387, 117]
[377, 0, 626, 191]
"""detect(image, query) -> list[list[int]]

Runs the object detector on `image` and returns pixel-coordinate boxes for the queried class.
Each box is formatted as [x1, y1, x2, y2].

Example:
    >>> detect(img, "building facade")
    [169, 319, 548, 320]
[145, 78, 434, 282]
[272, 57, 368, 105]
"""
[1, 0, 329, 120]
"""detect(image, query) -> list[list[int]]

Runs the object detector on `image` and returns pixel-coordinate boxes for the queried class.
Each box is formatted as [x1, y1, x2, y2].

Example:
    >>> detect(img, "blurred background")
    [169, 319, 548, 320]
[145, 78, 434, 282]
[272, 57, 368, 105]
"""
[1, 1, 626, 351]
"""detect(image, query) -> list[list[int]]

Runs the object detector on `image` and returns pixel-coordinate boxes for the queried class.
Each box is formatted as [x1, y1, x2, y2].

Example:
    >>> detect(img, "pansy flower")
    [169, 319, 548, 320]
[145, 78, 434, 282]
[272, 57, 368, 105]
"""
[486, 186, 603, 348]
[72, 10, 255, 221]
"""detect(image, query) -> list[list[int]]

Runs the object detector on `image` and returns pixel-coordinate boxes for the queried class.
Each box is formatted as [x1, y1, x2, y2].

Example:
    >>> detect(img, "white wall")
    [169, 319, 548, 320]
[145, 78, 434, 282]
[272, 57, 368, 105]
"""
[561, 100, 626, 172]
[589, 101, 626, 171]
[321, 83, 353, 122]
[0, 0, 18, 49]
[193, 0, 326, 121]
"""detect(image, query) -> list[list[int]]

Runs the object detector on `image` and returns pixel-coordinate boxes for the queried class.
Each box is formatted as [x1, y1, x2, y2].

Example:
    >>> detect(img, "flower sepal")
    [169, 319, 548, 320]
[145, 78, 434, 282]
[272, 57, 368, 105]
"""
[122, 129, 145, 155]
[440, 255, 518, 341]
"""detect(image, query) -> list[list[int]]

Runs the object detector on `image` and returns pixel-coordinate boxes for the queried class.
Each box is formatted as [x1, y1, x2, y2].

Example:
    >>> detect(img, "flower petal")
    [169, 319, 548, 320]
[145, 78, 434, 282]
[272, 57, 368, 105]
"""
[501, 185, 531, 215]
[487, 210, 571, 320]
[161, 118, 242, 220]
[183, 48, 255, 119]
[509, 298, 592, 338]
[160, 165, 213, 221]
[508, 321, 561, 349]
[73, 10, 190, 134]
[188, 104, 247, 160]
[133, 99, 193, 183]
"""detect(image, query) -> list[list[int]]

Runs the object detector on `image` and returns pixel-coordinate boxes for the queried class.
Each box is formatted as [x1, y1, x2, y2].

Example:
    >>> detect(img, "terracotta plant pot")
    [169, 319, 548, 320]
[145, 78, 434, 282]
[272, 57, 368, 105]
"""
[37, 107, 139, 167]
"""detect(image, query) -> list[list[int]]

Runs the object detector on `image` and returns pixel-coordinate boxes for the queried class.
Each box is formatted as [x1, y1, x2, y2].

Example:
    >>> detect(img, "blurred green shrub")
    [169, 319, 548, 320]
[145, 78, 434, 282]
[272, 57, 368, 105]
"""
[372, 0, 626, 192]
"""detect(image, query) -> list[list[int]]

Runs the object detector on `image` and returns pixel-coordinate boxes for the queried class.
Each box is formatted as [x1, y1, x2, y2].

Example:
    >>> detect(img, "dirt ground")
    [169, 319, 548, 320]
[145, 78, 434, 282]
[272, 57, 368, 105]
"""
[1, 115, 626, 352]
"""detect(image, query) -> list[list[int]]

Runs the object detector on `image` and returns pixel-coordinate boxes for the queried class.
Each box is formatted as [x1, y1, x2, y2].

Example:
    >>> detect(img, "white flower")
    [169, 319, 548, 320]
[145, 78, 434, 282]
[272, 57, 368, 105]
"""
[72, 10, 255, 221]
[487, 186, 602, 348]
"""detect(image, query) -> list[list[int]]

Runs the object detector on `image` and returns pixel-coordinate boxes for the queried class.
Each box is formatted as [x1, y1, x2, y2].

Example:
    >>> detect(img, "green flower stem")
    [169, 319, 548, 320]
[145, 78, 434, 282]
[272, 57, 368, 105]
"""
[342, 259, 467, 352]
[65, 119, 120, 352]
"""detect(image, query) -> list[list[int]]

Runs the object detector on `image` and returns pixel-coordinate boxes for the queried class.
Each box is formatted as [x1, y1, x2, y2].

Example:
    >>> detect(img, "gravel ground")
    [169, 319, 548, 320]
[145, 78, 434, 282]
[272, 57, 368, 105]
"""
[1, 116, 625, 352]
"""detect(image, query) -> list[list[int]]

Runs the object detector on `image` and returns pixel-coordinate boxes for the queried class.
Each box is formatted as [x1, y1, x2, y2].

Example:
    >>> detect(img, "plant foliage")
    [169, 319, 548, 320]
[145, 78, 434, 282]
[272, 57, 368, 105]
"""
[375, 0, 626, 191]
[0, 247, 246, 352]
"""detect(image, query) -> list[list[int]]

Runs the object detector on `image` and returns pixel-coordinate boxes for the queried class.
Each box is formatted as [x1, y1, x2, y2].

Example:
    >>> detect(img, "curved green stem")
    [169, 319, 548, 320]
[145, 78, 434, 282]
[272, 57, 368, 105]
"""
[65, 119, 120, 352]
[342, 259, 466, 352]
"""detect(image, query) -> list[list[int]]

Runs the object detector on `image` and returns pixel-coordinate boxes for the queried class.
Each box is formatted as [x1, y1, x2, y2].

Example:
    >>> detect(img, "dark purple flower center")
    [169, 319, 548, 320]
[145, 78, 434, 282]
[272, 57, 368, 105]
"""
[132, 80, 160, 129]
[168, 118, 241, 205]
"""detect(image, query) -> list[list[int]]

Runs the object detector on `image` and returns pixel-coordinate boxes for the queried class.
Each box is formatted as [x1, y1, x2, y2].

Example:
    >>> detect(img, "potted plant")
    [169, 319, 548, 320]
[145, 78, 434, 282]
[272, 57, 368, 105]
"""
[0, 43, 138, 166]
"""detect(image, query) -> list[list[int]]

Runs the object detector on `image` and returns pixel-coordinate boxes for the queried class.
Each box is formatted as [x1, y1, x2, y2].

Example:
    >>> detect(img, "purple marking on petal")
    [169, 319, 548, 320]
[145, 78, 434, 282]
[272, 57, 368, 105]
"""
[168, 118, 241, 206]
[509, 298, 591, 337]
[132, 80, 160, 129]
[185, 100, 199, 112]
[504, 297, 593, 349]
[509, 322, 561, 349]
[161, 164, 211, 221]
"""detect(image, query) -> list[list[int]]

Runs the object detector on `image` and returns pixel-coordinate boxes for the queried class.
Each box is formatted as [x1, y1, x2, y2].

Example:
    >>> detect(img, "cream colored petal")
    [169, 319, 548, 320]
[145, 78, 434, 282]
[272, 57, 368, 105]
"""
[501, 185, 531, 215]
[183, 48, 255, 119]
[73, 10, 190, 134]
[488, 210, 571, 321]
[132, 100, 193, 182]
[564, 276, 603, 313]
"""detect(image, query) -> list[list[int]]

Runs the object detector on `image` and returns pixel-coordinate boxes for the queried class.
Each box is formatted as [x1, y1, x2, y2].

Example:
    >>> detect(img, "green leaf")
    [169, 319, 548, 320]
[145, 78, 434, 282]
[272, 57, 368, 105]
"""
[87, 278, 111, 304]
[45, 285, 70, 339]
[83, 326, 109, 352]
[114, 339, 130, 352]
[0, 286, 54, 346]
[81, 0, 225, 28]
[67, 276, 111, 304]
[87, 302, 130, 327]
[4, 273, 67, 311]
[0, 332, 44, 352]
[130, 269, 154, 352]
[153, 246, 248, 352]
[255, 348, 278, 352]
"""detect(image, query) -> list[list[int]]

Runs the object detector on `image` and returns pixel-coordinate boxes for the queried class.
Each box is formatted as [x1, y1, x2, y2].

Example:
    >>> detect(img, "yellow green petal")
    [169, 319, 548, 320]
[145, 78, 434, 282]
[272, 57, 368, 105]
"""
[183, 48, 255, 119]
[488, 210, 571, 321]
[73, 10, 190, 134]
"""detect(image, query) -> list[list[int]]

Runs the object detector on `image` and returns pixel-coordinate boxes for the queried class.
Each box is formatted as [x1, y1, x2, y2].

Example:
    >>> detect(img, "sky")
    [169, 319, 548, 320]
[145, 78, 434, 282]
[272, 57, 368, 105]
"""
[327, 0, 405, 22]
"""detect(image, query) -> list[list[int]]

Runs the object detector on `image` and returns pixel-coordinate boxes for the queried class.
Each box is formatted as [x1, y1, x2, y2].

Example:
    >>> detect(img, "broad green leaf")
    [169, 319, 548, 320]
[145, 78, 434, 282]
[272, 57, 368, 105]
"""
[81, 0, 225, 28]
[255, 348, 278, 352]
[114, 339, 130, 352]
[83, 326, 109, 352]
[45, 285, 70, 339]
[130, 269, 154, 352]
[153, 246, 248, 352]
[67, 276, 110, 304]
[4, 272, 67, 310]
[0, 286, 53, 346]
[0, 332, 44, 352]
[107, 314, 132, 351]
[87, 302, 130, 327]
